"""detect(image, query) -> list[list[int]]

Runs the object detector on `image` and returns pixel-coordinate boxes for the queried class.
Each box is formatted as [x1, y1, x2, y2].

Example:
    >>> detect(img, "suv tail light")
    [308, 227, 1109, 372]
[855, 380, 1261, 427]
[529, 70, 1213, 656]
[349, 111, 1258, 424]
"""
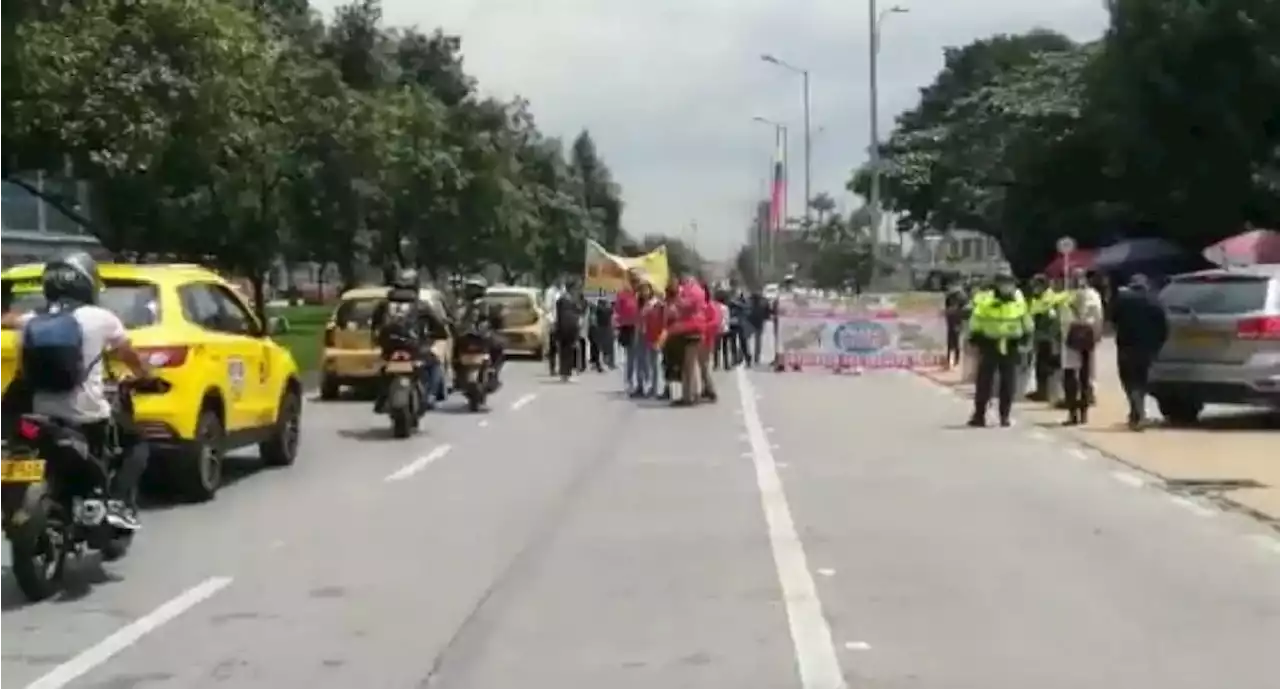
[1237, 316, 1280, 340]
[138, 346, 189, 368]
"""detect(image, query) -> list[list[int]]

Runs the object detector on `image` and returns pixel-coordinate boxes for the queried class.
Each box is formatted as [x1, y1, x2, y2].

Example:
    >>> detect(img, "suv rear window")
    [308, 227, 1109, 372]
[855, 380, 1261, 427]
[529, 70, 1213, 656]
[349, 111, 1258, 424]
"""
[1159, 275, 1271, 315]
[1, 278, 162, 329]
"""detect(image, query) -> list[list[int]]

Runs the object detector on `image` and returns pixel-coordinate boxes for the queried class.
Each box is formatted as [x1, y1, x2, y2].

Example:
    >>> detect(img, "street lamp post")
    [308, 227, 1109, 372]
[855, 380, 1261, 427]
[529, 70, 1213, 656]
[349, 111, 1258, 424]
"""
[752, 116, 788, 278]
[866, 3, 908, 290]
[761, 54, 811, 230]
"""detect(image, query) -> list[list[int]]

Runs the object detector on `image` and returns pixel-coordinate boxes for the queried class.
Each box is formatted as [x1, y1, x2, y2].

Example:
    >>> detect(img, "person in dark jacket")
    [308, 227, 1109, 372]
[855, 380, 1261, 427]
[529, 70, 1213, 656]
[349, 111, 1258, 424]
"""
[746, 290, 771, 365]
[553, 282, 585, 381]
[588, 298, 616, 371]
[1109, 274, 1169, 430]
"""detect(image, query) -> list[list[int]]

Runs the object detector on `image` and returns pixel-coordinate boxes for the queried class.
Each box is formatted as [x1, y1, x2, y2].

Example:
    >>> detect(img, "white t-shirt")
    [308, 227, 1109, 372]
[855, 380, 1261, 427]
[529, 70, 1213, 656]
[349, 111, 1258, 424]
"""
[20, 305, 129, 423]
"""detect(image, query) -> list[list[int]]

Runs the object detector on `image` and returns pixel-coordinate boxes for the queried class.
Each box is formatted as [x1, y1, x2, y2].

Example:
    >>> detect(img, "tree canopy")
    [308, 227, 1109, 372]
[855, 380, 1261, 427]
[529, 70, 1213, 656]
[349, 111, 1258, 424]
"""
[850, 0, 1280, 274]
[2, 0, 662, 308]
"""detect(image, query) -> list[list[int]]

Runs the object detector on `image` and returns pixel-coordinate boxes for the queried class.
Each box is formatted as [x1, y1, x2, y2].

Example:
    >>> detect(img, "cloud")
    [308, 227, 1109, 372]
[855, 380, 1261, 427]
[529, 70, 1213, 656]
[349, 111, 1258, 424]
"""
[312, 0, 1109, 259]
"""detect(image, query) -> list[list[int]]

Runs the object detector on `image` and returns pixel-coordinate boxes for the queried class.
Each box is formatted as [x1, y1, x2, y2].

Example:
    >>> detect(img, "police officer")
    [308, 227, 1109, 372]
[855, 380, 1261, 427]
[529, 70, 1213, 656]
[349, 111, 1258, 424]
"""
[1026, 274, 1064, 400]
[967, 271, 1033, 427]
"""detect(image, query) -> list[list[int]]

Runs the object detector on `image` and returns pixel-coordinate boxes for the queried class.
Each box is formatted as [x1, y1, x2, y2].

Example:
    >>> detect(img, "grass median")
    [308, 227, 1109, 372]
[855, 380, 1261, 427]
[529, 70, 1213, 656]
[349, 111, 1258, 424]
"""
[269, 304, 330, 378]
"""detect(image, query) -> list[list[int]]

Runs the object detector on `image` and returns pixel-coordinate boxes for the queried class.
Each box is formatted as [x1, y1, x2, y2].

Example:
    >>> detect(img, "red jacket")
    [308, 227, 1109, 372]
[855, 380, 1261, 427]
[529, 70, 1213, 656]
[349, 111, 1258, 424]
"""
[641, 299, 665, 347]
[701, 298, 721, 343]
[615, 289, 639, 328]
[670, 279, 707, 337]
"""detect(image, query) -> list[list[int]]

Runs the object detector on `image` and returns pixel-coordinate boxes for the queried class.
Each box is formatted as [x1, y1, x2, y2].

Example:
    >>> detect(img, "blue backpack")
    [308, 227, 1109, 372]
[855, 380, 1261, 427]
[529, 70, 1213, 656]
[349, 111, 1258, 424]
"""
[21, 303, 96, 393]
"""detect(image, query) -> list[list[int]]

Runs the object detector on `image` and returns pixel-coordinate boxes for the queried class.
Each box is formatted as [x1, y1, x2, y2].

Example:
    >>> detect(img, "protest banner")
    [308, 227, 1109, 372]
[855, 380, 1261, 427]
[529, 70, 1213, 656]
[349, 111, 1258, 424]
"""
[583, 239, 669, 297]
[775, 291, 948, 369]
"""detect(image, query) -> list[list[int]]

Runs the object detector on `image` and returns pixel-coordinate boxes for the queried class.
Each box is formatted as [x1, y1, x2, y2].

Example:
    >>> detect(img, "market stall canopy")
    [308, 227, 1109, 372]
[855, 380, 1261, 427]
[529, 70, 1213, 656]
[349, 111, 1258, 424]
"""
[1092, 237, 1189, 272]
[1042, 248, 1097, 278]
[1202, 228, 1280, 266]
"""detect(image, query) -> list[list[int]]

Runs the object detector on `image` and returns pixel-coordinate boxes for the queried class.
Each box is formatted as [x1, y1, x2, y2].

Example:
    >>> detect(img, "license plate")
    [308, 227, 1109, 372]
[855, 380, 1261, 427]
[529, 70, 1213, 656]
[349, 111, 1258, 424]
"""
[459, 353, 488, 366]
[1, 458, 46, 483]
[384, 361, 416, 373]
[1174, 329, 1222, 348]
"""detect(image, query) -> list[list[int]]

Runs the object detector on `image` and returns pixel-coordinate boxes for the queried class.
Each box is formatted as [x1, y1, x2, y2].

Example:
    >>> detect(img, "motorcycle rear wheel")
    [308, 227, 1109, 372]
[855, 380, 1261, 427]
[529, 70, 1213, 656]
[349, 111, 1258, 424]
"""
[9, 491, 68, 602]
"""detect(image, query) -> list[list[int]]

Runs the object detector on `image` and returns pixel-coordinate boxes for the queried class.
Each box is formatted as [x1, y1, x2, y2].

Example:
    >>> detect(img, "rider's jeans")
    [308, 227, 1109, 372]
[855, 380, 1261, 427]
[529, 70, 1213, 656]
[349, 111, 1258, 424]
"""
[419, 360, 443, 406]
[81, 418, 148, 507]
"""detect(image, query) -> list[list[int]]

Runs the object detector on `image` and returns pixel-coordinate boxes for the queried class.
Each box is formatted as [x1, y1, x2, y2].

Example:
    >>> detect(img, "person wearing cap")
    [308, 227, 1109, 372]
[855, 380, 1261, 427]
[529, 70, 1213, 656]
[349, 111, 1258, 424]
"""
[967, 271, 1032, 427]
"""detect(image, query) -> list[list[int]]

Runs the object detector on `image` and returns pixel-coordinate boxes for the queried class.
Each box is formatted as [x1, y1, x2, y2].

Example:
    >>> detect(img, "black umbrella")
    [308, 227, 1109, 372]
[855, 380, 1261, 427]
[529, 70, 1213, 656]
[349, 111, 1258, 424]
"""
[1092, 237, 1185, 271]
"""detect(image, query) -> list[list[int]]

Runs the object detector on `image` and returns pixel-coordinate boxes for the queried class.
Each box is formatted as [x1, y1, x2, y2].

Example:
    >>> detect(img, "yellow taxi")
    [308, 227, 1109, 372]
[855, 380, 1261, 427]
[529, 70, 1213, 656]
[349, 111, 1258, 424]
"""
[319, 285, 452, 400]
[1, 263, 303, 502]
[484, 286, 549, 358]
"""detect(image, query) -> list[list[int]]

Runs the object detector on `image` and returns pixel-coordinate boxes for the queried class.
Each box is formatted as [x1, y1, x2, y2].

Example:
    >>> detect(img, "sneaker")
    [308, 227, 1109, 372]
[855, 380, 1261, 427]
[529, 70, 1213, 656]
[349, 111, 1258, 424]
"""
[106, 501, 141, 531]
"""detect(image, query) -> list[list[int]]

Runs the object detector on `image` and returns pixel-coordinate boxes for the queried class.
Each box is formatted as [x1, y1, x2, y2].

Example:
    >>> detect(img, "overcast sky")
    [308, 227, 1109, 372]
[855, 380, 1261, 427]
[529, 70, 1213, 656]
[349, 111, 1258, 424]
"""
[314, 0, 1109, 260]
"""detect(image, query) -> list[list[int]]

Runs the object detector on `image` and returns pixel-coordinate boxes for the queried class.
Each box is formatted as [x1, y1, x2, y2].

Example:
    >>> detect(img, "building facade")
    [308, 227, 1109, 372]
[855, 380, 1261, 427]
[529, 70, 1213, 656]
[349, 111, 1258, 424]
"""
[1, 173, 106, 268]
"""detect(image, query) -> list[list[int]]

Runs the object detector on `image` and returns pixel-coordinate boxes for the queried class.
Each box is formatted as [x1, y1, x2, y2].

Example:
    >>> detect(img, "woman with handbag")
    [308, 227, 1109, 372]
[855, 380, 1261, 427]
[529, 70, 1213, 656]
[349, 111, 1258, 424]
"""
[1061, 270, 1105, 425]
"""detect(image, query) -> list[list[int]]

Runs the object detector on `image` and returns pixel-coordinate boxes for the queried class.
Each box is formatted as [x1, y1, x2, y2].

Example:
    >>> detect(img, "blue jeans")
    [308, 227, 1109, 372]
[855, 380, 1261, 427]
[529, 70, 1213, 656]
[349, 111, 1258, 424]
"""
[633, 343, 660, 394]
[419, 360, 443, 408]
[622, 328, 640, 389]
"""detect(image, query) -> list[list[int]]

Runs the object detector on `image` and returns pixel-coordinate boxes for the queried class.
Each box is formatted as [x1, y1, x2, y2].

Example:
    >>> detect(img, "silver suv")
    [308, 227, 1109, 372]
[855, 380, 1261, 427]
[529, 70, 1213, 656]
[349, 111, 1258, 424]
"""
[1149, 265, 1280, 425]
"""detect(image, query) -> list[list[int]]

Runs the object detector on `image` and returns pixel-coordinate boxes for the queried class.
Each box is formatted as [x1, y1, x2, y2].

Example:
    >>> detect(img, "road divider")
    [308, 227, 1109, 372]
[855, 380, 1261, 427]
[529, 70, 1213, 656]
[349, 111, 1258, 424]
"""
[385, 444, 453, 482]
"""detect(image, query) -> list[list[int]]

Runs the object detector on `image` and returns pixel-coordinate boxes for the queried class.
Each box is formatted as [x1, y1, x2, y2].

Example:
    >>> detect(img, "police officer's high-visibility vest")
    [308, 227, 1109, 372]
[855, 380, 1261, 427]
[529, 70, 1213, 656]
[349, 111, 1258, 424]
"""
[969, 296, 1032, 355]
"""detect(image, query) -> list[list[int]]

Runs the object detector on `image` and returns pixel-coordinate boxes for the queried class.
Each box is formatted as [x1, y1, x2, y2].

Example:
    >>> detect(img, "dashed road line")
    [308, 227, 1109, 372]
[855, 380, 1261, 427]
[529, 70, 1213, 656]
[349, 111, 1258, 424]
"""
[1247, 534, 1280, 556]
[384, 444, 453, 482]
[1111, 471, 1147, 489]
[510, 393, 538, 411]
[25, 576, 234, 689]
[1167, 495, 1217, 518]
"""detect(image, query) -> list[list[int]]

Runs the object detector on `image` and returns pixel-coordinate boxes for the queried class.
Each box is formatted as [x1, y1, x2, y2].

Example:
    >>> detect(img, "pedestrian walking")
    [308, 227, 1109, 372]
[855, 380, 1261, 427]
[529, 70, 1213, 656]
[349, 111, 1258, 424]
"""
[1109, 274, 1169, 430]
[1062, 269, 1105, 425]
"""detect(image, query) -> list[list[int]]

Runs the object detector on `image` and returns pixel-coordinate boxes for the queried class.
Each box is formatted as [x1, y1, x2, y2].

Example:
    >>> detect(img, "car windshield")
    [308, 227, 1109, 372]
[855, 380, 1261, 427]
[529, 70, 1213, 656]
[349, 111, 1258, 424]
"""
[1159, 275, 1271, 315]
[1, 279, 161, 329]
[484, 292, 538, 327]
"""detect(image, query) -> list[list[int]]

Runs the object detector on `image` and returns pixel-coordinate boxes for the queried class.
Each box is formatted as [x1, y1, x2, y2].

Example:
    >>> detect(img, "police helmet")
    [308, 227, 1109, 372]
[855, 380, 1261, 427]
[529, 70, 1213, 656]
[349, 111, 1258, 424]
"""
[42, 251, 100, 305]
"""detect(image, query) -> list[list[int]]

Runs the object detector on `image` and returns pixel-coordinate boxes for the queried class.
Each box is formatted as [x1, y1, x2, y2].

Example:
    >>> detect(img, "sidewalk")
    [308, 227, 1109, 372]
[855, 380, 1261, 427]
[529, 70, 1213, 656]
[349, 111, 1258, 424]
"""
[922, 341, 1280, 527]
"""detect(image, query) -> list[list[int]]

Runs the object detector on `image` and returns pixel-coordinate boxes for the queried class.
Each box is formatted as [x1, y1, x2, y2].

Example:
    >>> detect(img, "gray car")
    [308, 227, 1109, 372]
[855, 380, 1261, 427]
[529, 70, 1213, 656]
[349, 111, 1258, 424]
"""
[1149, 264, 1280, 425]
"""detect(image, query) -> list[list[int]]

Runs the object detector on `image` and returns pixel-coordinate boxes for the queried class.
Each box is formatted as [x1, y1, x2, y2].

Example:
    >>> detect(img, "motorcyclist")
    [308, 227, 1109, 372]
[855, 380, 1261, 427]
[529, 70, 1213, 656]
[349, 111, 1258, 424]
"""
[0, 251, 154, 530]
[370, 269, 449, 412]
[453, 276, 504, 388]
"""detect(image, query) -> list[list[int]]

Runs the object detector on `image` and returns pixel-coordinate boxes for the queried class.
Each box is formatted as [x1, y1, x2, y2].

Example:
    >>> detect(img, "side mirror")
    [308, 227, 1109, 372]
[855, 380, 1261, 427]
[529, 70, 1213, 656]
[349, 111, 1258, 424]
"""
[266, 316, 289, 336]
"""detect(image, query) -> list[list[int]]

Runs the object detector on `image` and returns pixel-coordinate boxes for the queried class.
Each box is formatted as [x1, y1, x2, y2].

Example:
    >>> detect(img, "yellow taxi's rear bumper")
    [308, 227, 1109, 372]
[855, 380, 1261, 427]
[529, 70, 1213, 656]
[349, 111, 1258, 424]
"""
[323, 348, 382, 381]
[500, 327, 546, 354]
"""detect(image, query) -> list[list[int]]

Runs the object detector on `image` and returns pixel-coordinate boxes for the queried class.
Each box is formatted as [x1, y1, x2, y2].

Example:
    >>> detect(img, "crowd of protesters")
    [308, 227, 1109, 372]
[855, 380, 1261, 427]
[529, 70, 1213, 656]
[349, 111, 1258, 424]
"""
[542, 270, 773, 406]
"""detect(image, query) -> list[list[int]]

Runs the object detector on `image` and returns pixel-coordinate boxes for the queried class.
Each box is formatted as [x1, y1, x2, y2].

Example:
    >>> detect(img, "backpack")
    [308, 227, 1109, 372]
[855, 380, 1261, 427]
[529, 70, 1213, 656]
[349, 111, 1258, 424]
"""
[21, 303, 96, 393]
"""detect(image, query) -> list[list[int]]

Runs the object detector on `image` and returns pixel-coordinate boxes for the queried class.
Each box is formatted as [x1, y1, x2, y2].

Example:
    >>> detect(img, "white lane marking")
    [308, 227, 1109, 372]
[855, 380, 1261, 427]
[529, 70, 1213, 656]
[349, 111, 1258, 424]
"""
[1168, 495, 1216, 518]
[509, 393, 537, 411]
[384, 444, 453, 482]
[1247, 534, 1280, 556]
[1067, 448, 1091, 461]
[843, 641, 872, 651]
[477, 419, 490, 427]
[736, 367, 846, 689]
[816, 568, 835, 577]
[1027, 429, 1051, 442]
[1111, 471, 1147, 488]
[776, 461, 790, 468]
[26, 576, 233, 689]
[765, 426, 776, 433]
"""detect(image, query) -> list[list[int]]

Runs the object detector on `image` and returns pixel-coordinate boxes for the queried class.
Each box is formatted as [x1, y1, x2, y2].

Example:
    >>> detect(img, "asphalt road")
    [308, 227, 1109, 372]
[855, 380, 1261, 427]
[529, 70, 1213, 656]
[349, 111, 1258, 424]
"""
[3, 358, 1279, 689]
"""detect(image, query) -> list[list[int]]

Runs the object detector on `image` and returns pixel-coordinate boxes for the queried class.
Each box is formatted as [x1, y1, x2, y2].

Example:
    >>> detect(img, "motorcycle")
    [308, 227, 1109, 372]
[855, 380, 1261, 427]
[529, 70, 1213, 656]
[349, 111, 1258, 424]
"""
[380, 349, 424, 438]
[1, 376, 168, 602]
[454, 331, 498, 412]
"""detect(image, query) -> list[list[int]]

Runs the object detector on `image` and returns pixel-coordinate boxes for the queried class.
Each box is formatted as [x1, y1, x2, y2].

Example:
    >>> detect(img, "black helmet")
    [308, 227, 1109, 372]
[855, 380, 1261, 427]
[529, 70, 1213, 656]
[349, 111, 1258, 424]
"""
[42, 251, 100, 305]
[392, 268, 419, 291]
